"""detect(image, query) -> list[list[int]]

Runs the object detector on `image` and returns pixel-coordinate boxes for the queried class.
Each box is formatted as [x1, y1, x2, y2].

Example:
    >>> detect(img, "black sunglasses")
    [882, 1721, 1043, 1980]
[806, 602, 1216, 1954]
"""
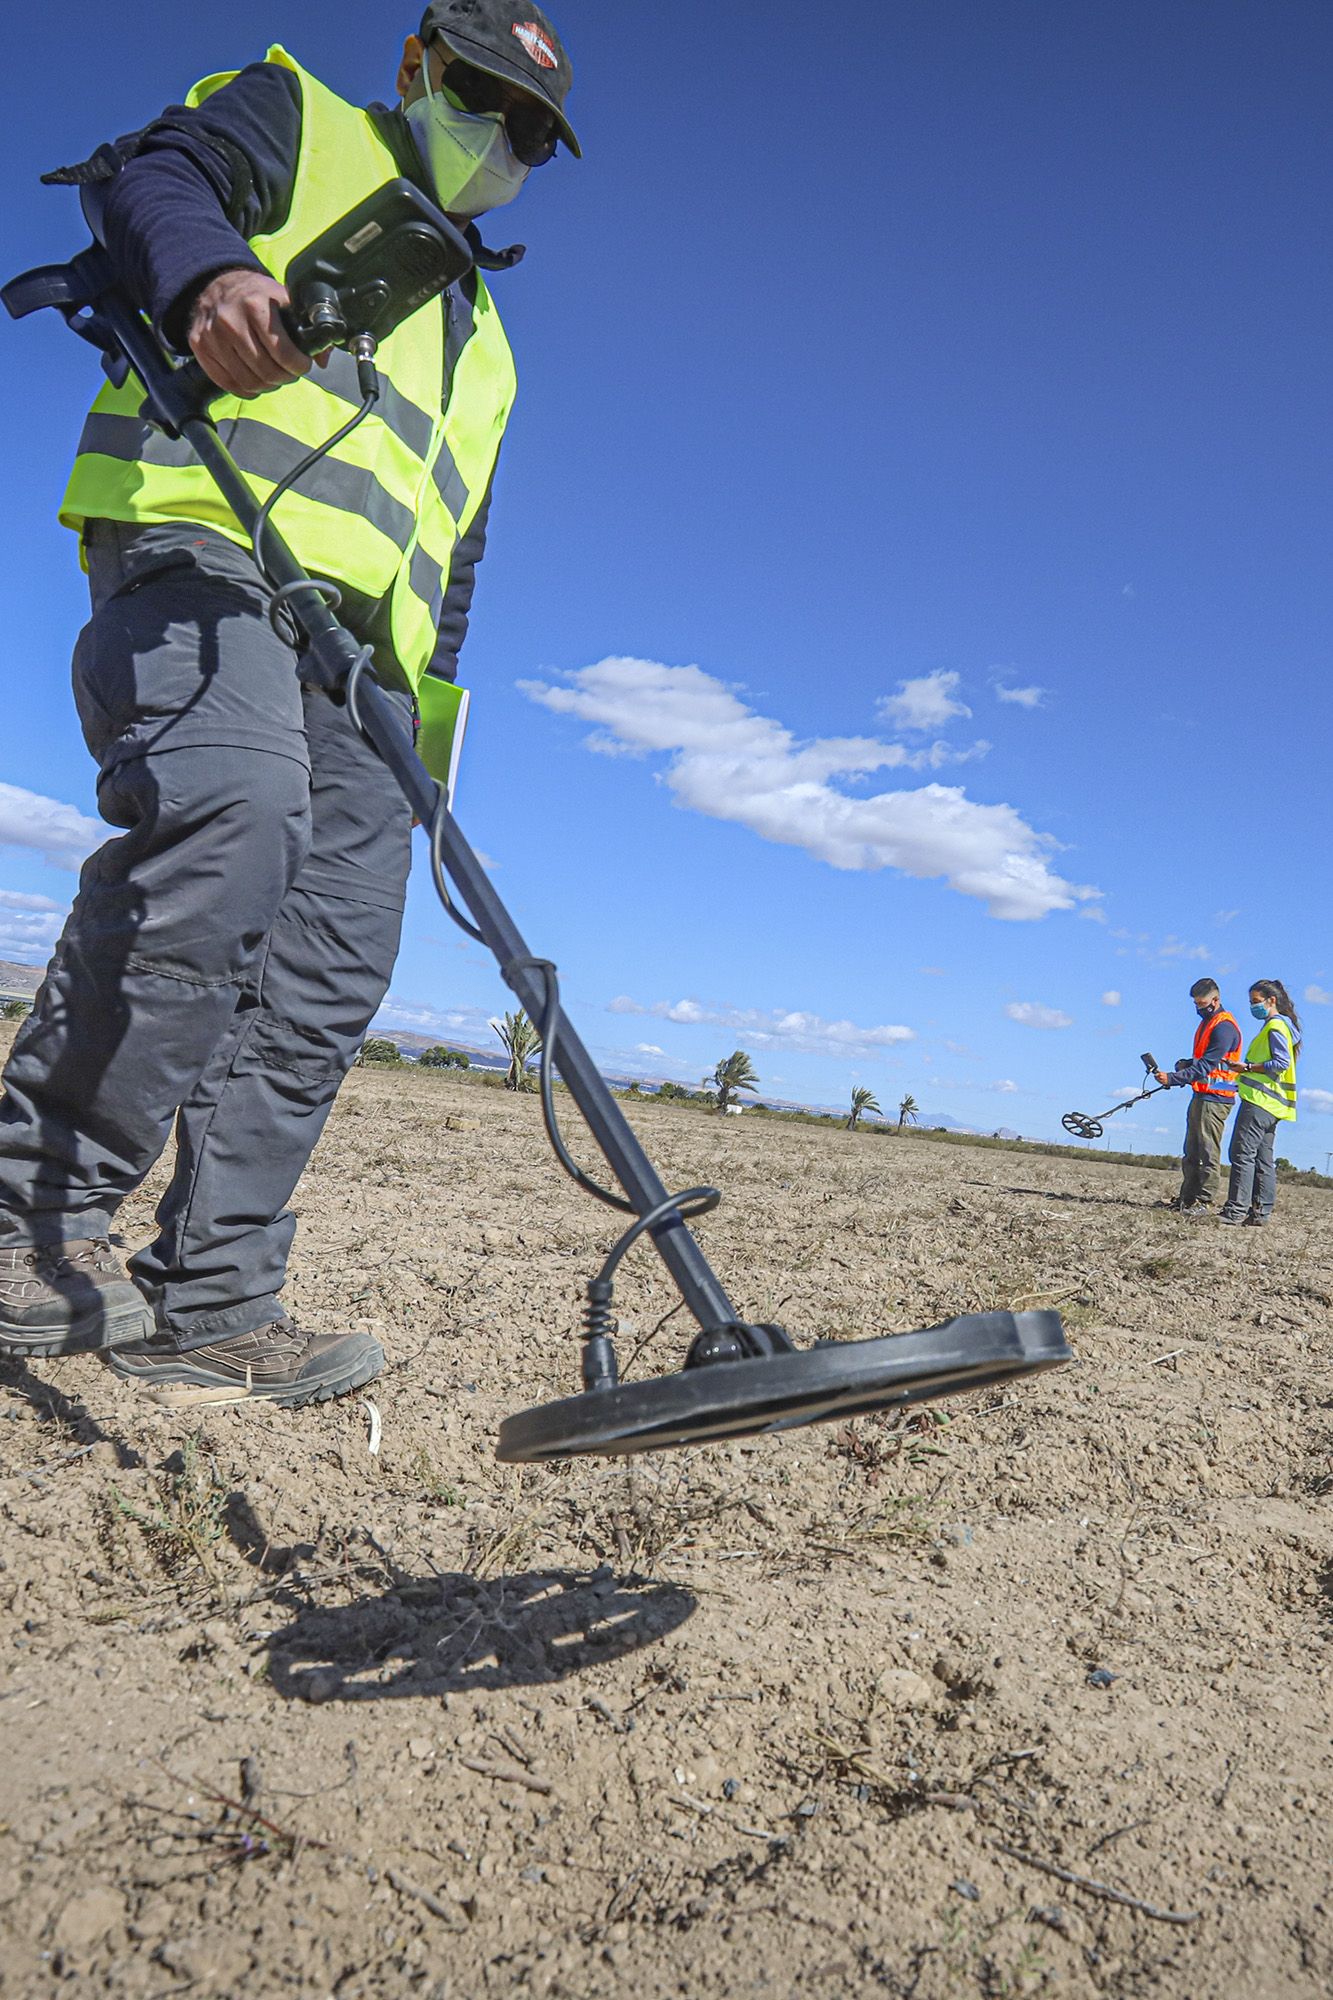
[439, 56, 560, 167]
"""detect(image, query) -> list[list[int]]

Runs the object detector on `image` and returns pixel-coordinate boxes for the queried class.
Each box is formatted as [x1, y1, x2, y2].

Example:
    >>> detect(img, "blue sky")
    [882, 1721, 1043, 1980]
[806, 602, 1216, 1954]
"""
[3, 1, 1332, 1163]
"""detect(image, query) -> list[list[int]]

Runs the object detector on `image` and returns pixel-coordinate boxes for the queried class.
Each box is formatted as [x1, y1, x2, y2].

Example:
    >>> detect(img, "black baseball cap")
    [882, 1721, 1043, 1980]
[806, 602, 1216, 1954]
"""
[418, 1, 581, 157]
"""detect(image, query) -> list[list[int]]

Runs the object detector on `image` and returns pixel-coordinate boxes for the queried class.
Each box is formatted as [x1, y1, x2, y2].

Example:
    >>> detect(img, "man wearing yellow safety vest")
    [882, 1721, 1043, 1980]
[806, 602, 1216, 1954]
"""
[0, 4, 579, 1403]
[1152, 977, 1242, 1216]
[1219, 980, 1302, 1227]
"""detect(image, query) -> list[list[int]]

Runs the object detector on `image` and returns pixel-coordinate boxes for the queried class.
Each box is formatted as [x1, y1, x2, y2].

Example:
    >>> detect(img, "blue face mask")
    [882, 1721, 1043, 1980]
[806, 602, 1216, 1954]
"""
[1250, 1001, 1268, 1020]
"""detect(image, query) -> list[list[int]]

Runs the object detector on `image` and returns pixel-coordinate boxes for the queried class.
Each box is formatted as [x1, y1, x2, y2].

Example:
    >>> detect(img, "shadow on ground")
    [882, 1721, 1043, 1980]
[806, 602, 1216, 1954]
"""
[263, 1563, 696, 1701]
[0, 1353, 143, 1468]
[967, 1179, 1157, 1212]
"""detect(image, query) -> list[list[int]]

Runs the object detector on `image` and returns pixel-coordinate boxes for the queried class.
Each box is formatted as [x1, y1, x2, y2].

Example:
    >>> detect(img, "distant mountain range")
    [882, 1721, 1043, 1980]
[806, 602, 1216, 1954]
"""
[0, 979, 999, 1133]
[369, 1026, 989, 1129]
[374, 1028, 509, 1071]
[0, 960, 42, 999]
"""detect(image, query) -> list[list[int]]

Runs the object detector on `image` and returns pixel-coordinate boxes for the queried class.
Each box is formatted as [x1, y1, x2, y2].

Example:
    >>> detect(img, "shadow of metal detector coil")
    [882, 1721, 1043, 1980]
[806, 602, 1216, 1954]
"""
[498, 1309, 1070, 1461]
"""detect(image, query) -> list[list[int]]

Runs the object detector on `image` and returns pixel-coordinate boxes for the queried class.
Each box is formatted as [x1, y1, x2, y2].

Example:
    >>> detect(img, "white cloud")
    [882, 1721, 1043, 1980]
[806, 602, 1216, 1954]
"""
[0, 912, 61, 963]
[0, 889, 60, 913]
[607, 994, 644, 1015]
[1304, 985, 1331, 1007]
[607, 993, 915, 1061]
[0, 888, 63, 963]
[1101, 990, 1121, 1007]
[877, 669, 971, 731]
[993, 1078, 1020, 1093]
[1300, 1089, 1333, 1116]
[374, 998, 494, 1039]
[0, 784, 101, 870]
[522, 659, 1096, 922]
[1157, 936, 1211, 962]
[634, 1042, 664, 1056]
[1213, 908, 1240, 926]
[994, 683, 1046, 709]
[1006, 1001, 1073, 1030]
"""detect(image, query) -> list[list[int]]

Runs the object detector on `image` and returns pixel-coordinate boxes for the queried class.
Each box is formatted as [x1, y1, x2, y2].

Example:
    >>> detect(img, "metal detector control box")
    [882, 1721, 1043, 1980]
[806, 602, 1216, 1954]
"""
[284, 180, 473, 353]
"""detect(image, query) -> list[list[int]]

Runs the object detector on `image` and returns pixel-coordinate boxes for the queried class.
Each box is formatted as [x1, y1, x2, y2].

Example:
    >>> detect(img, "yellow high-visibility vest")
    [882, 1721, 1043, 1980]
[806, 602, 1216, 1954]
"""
[1237, 1016, 1298, 1121]
[60, 46, 516, 692]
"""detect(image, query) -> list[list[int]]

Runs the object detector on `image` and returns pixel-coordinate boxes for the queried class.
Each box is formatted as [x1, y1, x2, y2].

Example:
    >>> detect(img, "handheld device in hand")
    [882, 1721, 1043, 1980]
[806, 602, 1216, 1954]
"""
[1140, 1050, 1157, 1072]
[284, 180, 473, 353]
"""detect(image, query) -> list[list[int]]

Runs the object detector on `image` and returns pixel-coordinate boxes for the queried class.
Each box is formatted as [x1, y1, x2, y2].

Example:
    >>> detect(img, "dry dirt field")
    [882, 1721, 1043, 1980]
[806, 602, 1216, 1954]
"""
[2, 1034, 1331, 1999]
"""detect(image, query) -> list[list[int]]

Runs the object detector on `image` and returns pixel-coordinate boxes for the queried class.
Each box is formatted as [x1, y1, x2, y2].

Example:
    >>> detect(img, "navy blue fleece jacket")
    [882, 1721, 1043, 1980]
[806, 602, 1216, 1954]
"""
[95, 61, 493, 682]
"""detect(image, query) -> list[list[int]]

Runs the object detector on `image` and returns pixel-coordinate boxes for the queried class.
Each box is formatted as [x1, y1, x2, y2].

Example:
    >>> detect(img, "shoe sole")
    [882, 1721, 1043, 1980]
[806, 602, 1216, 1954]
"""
[105, 1341, 384, 1410]
[0, 1294, 154, 1361]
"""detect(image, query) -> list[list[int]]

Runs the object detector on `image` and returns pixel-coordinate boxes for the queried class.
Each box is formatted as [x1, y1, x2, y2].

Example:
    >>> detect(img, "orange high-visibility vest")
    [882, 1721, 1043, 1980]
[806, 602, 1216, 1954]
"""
[1192, 1009, 1240, 1099]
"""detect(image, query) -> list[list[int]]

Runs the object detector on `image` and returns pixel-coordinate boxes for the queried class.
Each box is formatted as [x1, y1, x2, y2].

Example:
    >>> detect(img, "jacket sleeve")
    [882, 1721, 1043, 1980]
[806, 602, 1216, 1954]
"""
[99, 62, 304, 346]
[1170, 1016, 1242, 1086]
[1255, 1022, 1293, 1078]
[424, 473, 495, 685]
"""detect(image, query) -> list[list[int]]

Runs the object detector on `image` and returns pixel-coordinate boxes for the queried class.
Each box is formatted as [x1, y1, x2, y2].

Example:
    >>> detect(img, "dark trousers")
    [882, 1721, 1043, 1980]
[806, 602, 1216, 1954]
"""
[0, 522, 411, 1346]
[1179, 1091, 1231, 1206]
[1224, 1099, 1281, 1219]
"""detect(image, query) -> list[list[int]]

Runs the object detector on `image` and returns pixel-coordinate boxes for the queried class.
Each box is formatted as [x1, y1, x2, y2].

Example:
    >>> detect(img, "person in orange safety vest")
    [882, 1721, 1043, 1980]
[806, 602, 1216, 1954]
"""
[1152, 977, 1242, 1215]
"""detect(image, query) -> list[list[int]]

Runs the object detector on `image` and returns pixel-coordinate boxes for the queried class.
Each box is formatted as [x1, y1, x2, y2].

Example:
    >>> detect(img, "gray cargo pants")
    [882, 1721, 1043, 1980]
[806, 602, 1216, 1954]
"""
[1224, 1099, 1281, 1220]
[0, 521, 411, 1346]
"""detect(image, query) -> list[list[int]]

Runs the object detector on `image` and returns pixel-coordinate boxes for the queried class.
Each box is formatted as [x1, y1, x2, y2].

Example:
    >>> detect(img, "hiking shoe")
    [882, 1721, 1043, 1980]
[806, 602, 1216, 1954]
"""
[1242, 1213, 1267, 1228]
[106, 1319, 384, 1407]
[1218, 1208, 1246, 1226]
[0, 1237, 153, 1358]
[1151, 1196, 1183, 1211]
[1178, 1202, 1213, 1219]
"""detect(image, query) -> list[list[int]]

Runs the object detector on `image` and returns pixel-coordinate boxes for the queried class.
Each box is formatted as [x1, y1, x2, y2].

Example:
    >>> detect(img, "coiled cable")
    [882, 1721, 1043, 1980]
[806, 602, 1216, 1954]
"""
[251, 386, 377, 588]
[263, 367, 718, 1348]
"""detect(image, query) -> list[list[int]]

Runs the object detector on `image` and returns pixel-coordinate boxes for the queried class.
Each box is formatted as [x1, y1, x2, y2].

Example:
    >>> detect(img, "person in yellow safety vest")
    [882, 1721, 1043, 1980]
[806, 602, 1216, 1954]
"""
[1152, 977, 1242, 1216]
[1218, 980, 1302, 1228]
[0, 4, 579, 1407]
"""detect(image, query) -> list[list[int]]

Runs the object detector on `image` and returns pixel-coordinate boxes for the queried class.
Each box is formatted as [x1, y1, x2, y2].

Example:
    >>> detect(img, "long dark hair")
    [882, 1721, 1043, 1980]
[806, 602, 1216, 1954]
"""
[1251, 978, 1302, 1054]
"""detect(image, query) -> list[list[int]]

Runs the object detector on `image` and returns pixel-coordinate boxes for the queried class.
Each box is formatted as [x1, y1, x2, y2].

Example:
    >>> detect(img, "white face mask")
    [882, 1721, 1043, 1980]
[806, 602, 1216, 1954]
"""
[404, 59, 530, 219]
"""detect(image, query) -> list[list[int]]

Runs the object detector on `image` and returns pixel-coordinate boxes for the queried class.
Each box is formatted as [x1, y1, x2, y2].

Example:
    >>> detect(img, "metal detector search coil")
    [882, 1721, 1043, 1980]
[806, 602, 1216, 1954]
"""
[1062, 1050, 1167, 1142]
[5, 179, 1076, 1461]
[498, 1310, 1071, 1461]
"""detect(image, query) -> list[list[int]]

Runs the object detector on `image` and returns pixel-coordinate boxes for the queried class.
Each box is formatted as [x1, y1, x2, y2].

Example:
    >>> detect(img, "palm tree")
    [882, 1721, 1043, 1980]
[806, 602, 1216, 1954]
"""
[897, 1092, 919, 1129]
[493, 1009, 542, 1091]
[707, 1049, 759, 1112]
[846, 1086, 882, 1130]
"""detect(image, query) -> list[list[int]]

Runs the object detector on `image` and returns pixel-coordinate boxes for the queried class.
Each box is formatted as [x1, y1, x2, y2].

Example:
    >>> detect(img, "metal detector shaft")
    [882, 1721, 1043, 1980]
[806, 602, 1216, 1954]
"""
[106, 298, 739, 1335]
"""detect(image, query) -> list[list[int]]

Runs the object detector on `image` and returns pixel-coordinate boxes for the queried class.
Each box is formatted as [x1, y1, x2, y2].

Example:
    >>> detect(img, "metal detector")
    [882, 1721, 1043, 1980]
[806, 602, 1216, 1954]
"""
[1061, 1051, 1170, 1142]
[5, 180, 1072, 1459]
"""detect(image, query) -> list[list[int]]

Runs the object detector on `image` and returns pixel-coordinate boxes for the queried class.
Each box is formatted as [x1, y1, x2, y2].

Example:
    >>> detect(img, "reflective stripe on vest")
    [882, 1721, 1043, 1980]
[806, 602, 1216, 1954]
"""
[1191, 1008, 1240, 1098]
[59, 46, 516, 690]
[1237, 1017, 1298, 1122]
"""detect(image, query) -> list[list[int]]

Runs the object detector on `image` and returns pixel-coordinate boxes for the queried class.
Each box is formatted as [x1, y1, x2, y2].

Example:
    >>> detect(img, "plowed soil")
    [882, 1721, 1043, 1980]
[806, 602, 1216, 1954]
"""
[2, 1032, 1331, 1998]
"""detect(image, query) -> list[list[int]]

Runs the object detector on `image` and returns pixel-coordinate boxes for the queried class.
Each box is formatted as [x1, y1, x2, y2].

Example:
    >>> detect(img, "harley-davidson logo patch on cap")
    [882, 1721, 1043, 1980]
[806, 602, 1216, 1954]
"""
[511, 20, 558, 68]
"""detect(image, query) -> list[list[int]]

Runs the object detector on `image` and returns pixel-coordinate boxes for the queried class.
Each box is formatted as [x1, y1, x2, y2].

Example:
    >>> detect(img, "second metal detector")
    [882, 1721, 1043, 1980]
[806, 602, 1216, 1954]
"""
[5, 178, 1072, 1459]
